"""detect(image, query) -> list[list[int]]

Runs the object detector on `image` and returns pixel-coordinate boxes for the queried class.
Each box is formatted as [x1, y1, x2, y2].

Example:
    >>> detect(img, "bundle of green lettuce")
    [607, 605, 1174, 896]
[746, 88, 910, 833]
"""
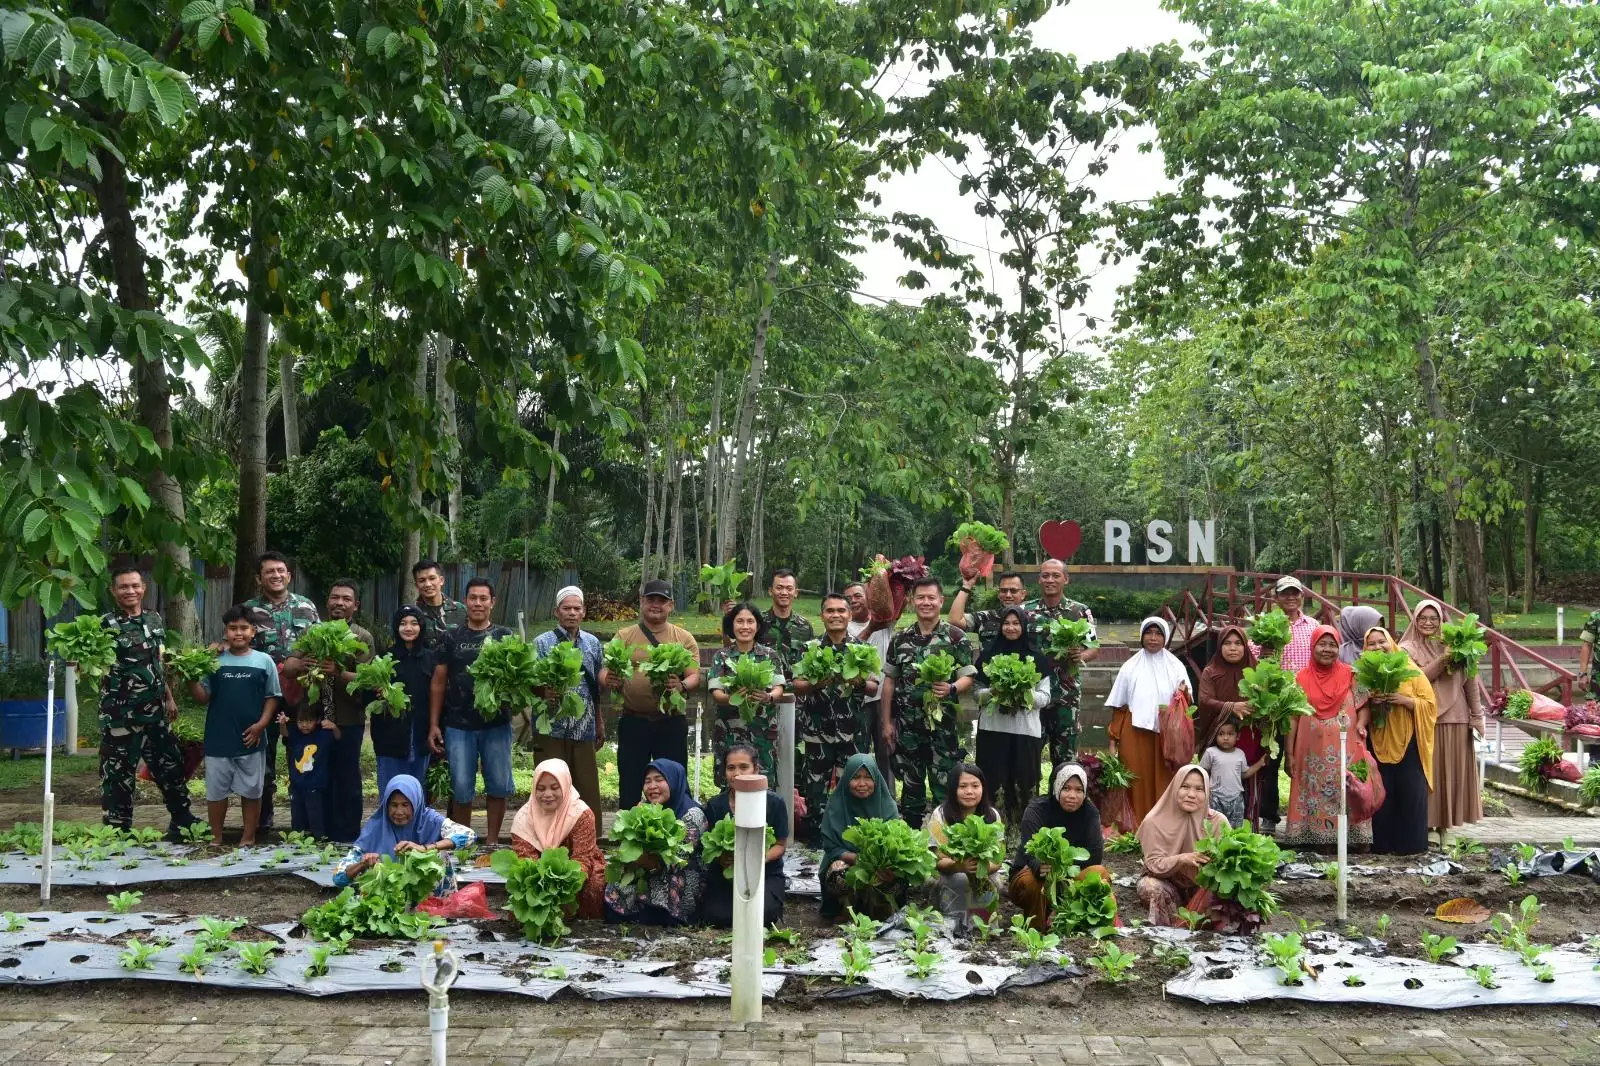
[1245, 608, 1292, 661]
[642, 642, 697, 714]
[292, 621, 371, 703]
[530, 642, 588, 730]
[981, 653, 1040, 714]
[349, 655, 408, 717]
[46, 616, 117, 680]
[916, 650, 958, 725]
[1353, 649, 1421, 729]
[1439, 612, 1488, 676]
[1237, 659, 1313, 756]
[601, 637, 635, 708]
[467, 633, 539, 718]
[725, 654, 776, 724]
[1042, 617, 1098, 676]
[699, 816, 777, 880]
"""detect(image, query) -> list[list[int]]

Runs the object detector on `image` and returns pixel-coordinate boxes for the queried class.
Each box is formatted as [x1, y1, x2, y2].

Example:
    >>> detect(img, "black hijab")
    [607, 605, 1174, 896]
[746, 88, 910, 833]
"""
[1008, 763, 1104, 876]
[978, 606, 1041, 683]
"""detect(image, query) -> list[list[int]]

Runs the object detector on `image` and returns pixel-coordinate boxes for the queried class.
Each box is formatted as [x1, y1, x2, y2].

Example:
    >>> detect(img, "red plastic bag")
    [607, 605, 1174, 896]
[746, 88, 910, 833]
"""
[1543, 758, 1582, 783]
[1160, 689, 1195, 773]
[1528, 693, 1567, 722]
[139, 740, 205, 783]
[278, 664, 306, 709]
[1345, 739, 1386, 824]
[1099, 789, 1136, 834]
[416, 881, 494, 920]
[957, 538, 996, 581]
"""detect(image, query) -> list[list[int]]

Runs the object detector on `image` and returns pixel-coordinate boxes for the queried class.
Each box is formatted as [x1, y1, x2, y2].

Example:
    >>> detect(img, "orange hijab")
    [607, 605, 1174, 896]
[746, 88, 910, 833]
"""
[1296, 624, 1352, 721]
[510, 759, 589, 851]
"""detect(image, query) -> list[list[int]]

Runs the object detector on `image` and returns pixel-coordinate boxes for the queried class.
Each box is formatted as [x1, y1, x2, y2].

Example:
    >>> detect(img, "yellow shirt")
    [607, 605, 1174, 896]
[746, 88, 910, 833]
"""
[613, 623, 700, 718]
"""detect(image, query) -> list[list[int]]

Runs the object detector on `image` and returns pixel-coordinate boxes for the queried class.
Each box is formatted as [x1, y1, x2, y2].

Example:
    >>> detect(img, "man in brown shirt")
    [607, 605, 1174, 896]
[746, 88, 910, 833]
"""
[600, 579, 701, 808]
[286, 578, 374, 841]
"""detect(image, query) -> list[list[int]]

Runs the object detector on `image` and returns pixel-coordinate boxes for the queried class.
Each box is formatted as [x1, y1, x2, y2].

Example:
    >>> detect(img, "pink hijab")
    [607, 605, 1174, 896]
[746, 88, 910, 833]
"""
[510, 759, 589, 851]
[1137, 765, 1227, 866]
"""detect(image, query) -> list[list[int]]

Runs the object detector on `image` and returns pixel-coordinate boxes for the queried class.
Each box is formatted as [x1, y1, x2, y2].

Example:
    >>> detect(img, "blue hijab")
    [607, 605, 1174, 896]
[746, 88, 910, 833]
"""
[648, 758, 699, 819]
[353, 775, 446, 856]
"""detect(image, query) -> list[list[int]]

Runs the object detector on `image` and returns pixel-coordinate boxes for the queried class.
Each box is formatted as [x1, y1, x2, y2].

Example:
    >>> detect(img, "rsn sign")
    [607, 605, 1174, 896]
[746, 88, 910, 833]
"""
[1104, 520, 1217, 565]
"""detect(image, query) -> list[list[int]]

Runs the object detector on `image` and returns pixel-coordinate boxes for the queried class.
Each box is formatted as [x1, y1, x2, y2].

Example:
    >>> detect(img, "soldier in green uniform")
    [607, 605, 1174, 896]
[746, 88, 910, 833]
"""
[411, 559, 467, 649]
[1023, 558, 1099, 767]
[97, 565, 198, 839]
[760, 569, 814, 668]
[947, 571, 1030, 643]
[792, 592, 879, 837]
[708, 603, 787, 784]
[879, 578, 977, 827]
[242, 550, 320, 835]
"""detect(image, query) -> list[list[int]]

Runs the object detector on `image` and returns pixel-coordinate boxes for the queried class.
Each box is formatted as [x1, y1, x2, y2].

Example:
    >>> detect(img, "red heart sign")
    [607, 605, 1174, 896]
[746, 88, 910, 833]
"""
[1038, 520, 1083, 561]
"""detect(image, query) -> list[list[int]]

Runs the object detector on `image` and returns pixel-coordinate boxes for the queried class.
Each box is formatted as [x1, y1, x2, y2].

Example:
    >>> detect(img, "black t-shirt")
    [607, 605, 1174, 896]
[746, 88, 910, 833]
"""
[702, 790, 789, 883]
[439, 624, 514, 731]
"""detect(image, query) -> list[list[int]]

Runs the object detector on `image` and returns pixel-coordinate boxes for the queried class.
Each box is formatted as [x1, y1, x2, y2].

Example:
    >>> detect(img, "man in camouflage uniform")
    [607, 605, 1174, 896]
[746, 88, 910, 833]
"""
[243, 550, 320, 834]
[879, 578, 977, 827]
[97, 565, 198, 839]
[760, 569, 814, 669]
[947, 571, 1030, 642]
[792, 592, 879, 836]
[411, 558, 467, 649]
[1024, 558, 1099, 768]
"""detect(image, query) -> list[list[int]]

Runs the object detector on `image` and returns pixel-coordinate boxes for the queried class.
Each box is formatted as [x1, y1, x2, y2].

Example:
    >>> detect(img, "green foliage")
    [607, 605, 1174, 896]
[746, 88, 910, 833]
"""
[265, 430, 401, 590]
[601, 638, 635, 708]
[195, 916, 246, 954]
[1261, 932, 1304, 986]
[488, 847, 586, 945]
[1349, 759, 1370, 784]
[791, 641, 842, 687]
[1353, 650, 1422, 731]
[467, 634, 540, 719]
[1238, 660, 1314, 757]
[300, 850, 446, 942]
[641, 643, 696, 714]
[841, 818, 936, 894]
[1, 913, 21, 933]
[1580, 766, 1600, 808]
[1087, 942, 1139, 984]
[1376, 914, 1392, 939]
[1051, 869, 1118, 939]
[118, 937, 160, 971]
[699, 816, 776, 881]
[1245, 610, 1292, 659]
[916, 651, 958, 724]
[1439, 614, 1488, 676]
[905, 949, 941, 980]
[1106, 831, 1142, 857]
[291, 622, 370, 704]
[1443, 837, 1486, 861]
[969, 913, 1001, 942]
[698, 560, 751, 609]
[605, 802, 689, 889]
[530, 642, 587, 731]
[235, 941, 277, 976]
[106, 891, 143, 914]
[1041, 618, 1098, 675]
[304, 943, 333, 979]
[980, 653, 1041, 713]
[948, 522, 1009, 555]
[1472, 965, 1499, 989]
[724, 654, 776, 723]
[1504, 690, 1534, 720]
[1518, 737, 1565, 791]
[1175, 906, 1209, 931]
[1421, 932, 1458, 963]
[1194, 824, 1285, 916]
[1094, 752, 1136, 792]
[1008, 915, 1061, 963]
[1024, 827, 1091, 910]
[350, 655, 408, 718]
[179, 943, 215, 974]
[164, 642, 221, 685]
[938, 815, 1006, 870]
[840, 939, 875, 984]
[46, 616, 116, 680]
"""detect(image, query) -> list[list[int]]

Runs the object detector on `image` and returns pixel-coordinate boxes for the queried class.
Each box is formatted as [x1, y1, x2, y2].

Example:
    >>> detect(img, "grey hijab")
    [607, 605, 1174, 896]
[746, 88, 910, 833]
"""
[1336, 606, 1382, 664]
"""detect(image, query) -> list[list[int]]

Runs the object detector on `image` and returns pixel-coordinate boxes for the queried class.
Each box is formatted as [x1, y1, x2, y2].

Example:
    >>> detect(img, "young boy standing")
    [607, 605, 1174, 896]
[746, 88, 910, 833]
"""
[1199, 720, 1266, 829]
[280, 707, 340, 839]
[188, 606, 280, 844]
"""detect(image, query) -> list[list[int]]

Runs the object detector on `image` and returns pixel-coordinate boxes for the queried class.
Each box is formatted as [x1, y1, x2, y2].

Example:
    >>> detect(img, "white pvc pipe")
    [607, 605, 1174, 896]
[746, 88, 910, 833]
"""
[1336, 722, 1347, 922]
[430, 1007, 448, 1066]
[421, 939, 457, 1066]
[777, 699, 795, 845]
[63, 663, 78, 756]
[41, 661, 56, 904]
[730, 774, 769, 1023]
[1556, 606, 1564, 645]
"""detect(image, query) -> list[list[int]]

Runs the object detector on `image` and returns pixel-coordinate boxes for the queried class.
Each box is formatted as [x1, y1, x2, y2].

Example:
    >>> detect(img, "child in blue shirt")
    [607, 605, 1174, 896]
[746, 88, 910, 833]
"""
[187, 605, 280, 845]
[280, 707, 341, 839]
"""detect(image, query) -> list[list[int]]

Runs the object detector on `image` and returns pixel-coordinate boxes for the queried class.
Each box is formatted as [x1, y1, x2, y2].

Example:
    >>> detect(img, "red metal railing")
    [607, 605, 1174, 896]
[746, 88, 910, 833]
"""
[1162, 570, 1575, 706]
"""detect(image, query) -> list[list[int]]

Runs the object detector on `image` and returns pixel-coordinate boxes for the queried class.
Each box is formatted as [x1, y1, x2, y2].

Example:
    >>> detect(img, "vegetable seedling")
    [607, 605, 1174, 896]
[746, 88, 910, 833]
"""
[1421, 932, 1458, 963]
[1501, 863, 1525, 886]
[765, 925, 800, 946]
[305, 943, 333, 979]
[1443, 837, 1486, 862]
[107, 890, 143, 914]
[1375, 914, 1392, 939]
[1106, 832, 1142, 856]
[1087, 942, 1139, 985]
[195, 916, 245, 953]
[1513, 842, 1538, 864]
[1262, 932, 1305, 986]
[841, 940, 874, 984]
[1150, 941, 1191, 969]
[118, 937, 160, 971]
[906, 950, 941, 980]
[181, 823, 213, 845]
[1, 912, 21, 933]
[235, 941, 276, 976]
[1343, 974, 1365, 987]
[1532, 962, 1555, 984]
[179, 944, 215, 974]
[844, 908, 879, 944]
[1175, 906, 1210, 931]
[1472, 965, 1498, 989]
[969, 914, 1000, 942]
[1009, 915, 1060, 964]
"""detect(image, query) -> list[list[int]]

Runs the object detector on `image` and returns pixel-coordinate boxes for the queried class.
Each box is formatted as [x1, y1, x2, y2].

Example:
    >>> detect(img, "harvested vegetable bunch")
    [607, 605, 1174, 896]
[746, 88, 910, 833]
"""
[1246, 608, 1293, 660]
[530, 641, 587, 729]
[292, 621, 370, 703]
[1052, 869, 1118, 938]
[349, 655, 408, 717]
[300, 849, 446, 941]
[601, 637, 635, 708]
[1195, 823, 1285, 916]
[642, 642, 697, 714]
[842, 817, 936, 893]
[1349, 758, 1370, 783]
[842, 643, 880, 681]
[981, 653, 1040, 713]
[1042, 617, 1098, 676]
[917, 650, 958, 724]
[1238, 659, 1313, 757]
[1503, 690, 1533, 720]
[491, 847, 586, 944]
[164, 641, 221, 685]
[1024, 825, 1091, 909]
[790, 640, 841, 687]
[725, 654, 777, 724]
[1519, 737, 1568, 792]
[467, 634, 539, 718]
[699, 815, 777, 880]
[939, 813, 1005, 871]
[948, 521, 1009, 555]
[1082, 749, 1136, 793]
[605, 802, 689, 889]
[1354, 649, 1421, 728]
[698, 559, 751, 609]
[46, 615, 117, 680]
[1439, 613, 1488, 676]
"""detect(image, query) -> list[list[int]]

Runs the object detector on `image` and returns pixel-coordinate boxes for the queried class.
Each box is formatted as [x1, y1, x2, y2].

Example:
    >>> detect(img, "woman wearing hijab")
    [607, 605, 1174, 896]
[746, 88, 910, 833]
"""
[1136, 767, 1236, 928]
[1285, 626, 1373, 851]
[1400, 601, 1483, 843]
[372, 606, 436, 798]
[332, 775, 475, 897]
[1358, 626, 1438, 855]
[973, 606, 1051, 833]
[925, 762, 1004, 931]
[603, 759, 707, 925]
[1106, 617, 1191, 825]
[1337, 606, 1383, 665]
[1196, 625, 1264, 827]
[698, 743, 788, 926]
[1008, 763, 1109, 930]
[820, 754, 905, 920]
[510, 758, 607, 919]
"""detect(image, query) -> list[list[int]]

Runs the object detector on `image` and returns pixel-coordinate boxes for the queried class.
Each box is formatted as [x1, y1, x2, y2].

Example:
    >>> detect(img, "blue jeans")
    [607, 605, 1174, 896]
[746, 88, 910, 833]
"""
[444, 723, 513, 804]
[377, 750, 432, 800]
[328, 721, 366, 842]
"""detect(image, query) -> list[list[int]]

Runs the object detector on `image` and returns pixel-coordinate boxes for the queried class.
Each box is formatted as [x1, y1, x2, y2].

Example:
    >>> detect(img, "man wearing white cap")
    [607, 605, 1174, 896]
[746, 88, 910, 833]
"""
[531, 585, 606, 812]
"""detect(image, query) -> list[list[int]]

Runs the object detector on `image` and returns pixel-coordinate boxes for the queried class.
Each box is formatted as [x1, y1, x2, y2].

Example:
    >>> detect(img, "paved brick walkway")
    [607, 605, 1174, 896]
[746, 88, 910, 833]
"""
[1, 1008, 1598, 1066]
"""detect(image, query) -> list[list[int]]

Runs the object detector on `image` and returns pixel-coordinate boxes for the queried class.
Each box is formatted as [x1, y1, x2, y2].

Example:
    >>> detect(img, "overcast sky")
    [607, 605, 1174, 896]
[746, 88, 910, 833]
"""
[850, 0, 1190, 353]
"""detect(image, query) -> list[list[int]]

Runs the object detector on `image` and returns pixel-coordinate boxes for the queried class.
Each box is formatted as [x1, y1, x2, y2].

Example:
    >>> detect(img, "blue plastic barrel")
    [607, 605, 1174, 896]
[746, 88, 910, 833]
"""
[0, 698, 68, 750]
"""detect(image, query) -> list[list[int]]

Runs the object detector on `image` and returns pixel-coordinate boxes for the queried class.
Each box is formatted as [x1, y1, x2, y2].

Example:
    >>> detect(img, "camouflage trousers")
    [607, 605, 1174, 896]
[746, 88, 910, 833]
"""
[712, 709, 780, 788]
[1041, 684, 1081, 770]
[99, 720, 195, 830]
[892, 707, 962, 828]
[800, 699, 869, 830]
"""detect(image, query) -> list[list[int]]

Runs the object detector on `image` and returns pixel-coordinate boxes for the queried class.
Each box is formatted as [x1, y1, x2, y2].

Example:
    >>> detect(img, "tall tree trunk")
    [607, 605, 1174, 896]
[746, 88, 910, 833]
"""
[705, 372, 722, 564]
[1415, 335, 1491, 623]
[718, 252, 780, 565]
[642, 436, 657, 582]
[667, 399, 684, 587]
[1498, 519, 1516, 610]
[97, 149, 194, 635]
[749, 457, 766, 588]
[232, 209, 271, 604]
[1523, 464, 1540, 614]
[279, 347, 300, 460]
[544, 427, 561, 526]
[435, 334, 460, 550]
[1246, 499, 1257, 570]
[399, 336, 428, 598]
[1388, 484, 1404, 579]
[1411, 458, 1431, 590]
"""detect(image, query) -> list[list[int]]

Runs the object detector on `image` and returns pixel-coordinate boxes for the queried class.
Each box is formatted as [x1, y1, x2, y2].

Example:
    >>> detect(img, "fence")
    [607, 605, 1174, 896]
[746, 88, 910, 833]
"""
[1, 560, 579, 659]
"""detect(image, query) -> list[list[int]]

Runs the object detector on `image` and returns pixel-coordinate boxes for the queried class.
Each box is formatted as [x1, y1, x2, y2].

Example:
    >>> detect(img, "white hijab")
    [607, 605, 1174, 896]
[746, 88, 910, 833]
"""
[1106, 617, 1190, 731]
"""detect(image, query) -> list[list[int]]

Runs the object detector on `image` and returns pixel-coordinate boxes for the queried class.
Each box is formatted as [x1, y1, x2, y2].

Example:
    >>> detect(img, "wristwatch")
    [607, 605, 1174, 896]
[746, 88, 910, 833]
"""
[961, 583, 975, 593]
